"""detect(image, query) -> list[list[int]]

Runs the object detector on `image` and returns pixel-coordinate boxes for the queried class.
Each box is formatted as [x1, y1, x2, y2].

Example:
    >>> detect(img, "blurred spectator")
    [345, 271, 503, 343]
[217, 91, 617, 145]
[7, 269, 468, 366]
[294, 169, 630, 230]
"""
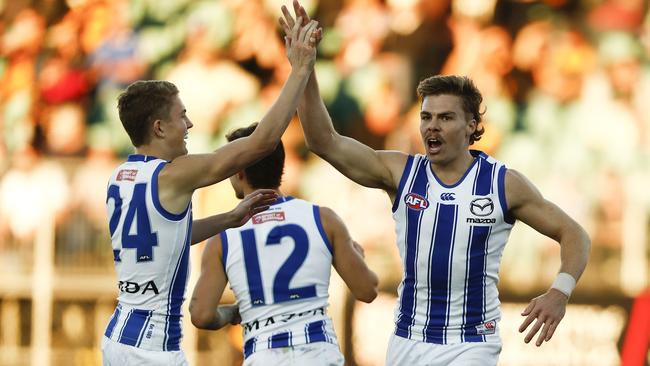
[335, 0, 390, 71]
[165, 6, 260, 153]
[1, 8, 46, 154]
[230, 0, 286, 69]
[0, 146, 69, 255]
[588, 0, 645, 32]
[87, 0, 146, 155]
[38, 12, 88, 105]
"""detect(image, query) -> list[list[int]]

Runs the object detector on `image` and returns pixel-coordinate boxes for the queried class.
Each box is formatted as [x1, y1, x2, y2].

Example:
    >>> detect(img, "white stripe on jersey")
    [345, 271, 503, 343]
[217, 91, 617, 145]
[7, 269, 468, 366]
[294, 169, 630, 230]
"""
[104, 154, 192, 352]
[392, 151, 513, 345]
[222, 197, 339, 358]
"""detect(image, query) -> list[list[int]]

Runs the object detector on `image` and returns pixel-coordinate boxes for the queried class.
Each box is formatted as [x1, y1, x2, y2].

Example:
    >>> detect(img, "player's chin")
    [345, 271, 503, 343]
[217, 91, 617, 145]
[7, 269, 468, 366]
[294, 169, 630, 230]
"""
[426, 152, 444, 163]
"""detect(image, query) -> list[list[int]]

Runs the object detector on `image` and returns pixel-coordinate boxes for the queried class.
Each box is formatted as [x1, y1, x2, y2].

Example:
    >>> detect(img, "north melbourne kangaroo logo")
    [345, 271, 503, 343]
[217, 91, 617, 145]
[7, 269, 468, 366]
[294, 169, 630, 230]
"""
[470, 197, 494, 216]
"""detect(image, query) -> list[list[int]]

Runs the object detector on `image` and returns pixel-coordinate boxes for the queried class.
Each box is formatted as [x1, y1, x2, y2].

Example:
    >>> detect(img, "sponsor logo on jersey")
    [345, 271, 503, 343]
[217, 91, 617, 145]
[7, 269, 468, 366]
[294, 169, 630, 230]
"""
[118, 280, 159, 295]
[116, 169, 138, 181]
[466, 217, 497, 224]
[253, 211, 286, 224]
[475, 320, 497, 335]
[440, 192, 455, 201]
[404, 193, 429, 210]
[470, 197, 494, 216]
[242, 307, 326, 334]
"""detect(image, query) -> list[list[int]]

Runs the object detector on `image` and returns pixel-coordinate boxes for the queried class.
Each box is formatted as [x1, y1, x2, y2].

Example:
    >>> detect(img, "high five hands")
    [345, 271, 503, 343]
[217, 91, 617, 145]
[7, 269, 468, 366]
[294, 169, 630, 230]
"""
[279, 0, 323, 57]
[281, 0, 320, 71]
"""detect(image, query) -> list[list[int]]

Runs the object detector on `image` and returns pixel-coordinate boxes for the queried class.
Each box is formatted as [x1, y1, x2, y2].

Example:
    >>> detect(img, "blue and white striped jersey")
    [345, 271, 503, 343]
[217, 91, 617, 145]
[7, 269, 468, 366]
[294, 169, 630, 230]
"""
[392, 150, 514, 344]
[221, 196, 339, 359]
[103, 154, 192, 352]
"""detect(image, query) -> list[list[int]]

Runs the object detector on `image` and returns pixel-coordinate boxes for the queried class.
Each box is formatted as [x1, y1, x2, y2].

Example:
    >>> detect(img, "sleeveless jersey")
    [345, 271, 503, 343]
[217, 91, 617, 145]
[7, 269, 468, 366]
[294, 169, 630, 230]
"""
[103, 154, 192, 352]
[392, 151, 514, 345]
[221, 196, 339, 359]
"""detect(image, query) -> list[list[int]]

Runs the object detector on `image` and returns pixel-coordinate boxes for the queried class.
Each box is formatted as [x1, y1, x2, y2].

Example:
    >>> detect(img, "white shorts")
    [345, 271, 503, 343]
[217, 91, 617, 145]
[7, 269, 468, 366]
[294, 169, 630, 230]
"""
[244, 342, 344, 366]
[101, 336, 188, 366]
[385, 334, 502, 366]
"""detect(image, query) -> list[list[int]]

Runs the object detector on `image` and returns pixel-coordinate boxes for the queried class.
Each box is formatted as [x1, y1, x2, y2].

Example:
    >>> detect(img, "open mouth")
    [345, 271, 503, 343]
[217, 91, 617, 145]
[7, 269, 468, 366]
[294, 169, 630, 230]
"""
[427, 138, 442, 153]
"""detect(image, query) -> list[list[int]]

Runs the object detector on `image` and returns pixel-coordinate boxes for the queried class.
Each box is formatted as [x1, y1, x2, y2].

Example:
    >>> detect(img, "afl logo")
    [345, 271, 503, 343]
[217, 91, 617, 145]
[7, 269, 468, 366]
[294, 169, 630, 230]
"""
[405, 193, 429, 210]
[470, 197, 494, 216]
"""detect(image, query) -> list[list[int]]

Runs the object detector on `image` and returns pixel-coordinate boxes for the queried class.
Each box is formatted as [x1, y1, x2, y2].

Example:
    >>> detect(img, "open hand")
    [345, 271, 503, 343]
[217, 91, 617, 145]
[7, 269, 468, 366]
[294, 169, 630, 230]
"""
[231, 189, 278, 226]
[279, 0, 322, 68]
[519, 288, 568, 346]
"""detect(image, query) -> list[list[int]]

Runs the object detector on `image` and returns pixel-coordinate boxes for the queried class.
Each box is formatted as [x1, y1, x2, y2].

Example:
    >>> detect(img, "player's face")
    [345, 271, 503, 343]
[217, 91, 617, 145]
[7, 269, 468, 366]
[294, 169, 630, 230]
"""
[164, 95, 193, 158]
[419, 94, 476, 166]
[229, 175, 245, 199]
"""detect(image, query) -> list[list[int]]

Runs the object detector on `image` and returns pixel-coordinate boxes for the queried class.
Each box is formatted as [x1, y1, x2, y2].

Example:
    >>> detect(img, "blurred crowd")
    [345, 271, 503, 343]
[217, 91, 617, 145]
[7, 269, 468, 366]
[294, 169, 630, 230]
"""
[1, 0, 650, 297]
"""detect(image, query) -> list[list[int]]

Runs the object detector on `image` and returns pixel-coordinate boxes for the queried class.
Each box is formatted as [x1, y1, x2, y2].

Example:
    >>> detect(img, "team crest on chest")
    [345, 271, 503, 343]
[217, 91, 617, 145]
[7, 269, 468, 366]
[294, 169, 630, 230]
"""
[404, 193, 429, 210]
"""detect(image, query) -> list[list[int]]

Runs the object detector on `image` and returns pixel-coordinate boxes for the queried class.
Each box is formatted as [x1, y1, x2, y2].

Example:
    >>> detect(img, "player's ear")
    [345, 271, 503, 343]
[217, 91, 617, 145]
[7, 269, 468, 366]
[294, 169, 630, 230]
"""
[237, 171, 246, 181]
[152, 119, 165, 138]
[467, 119, 477, 136]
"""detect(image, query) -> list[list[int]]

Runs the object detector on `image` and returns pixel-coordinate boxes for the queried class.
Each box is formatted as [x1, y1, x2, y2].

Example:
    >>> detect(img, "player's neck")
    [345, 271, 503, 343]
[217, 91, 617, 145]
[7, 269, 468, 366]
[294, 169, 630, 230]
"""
[429, 150, 475, 186]
[242, 186, 282, 197]
[135, 144, 173, 162]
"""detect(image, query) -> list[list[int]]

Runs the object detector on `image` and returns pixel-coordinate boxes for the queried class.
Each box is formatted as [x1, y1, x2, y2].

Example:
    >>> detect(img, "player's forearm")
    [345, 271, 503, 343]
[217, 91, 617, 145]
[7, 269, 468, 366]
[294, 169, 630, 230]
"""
[558, 223, 591, 282]
[198, 305, 238, 330]
[298, 72, 337, 155]
[191, 214, 236, 245]
[214, 305, 239, 329]
[252, 67, 313, 153]
[355, 270, 379, 303]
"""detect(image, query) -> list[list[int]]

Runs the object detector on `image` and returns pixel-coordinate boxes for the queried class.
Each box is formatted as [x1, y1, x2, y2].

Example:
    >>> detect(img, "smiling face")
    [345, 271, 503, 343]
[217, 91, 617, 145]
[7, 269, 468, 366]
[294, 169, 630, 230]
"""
[420, 94, 476, 166]
[162, 95, 193, 159]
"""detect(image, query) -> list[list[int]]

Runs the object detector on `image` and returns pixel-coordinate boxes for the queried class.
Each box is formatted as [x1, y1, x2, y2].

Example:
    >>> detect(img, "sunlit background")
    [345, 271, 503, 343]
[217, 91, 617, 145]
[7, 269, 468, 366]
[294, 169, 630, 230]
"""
[1, 0, 649, 365]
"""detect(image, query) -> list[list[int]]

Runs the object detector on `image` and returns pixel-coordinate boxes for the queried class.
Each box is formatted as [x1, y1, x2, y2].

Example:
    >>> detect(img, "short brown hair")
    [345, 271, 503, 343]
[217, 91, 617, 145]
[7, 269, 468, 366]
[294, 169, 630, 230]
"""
[117, 80, 179, 147]
[226, 123, 285, 189]
[416, 75, 485, 144]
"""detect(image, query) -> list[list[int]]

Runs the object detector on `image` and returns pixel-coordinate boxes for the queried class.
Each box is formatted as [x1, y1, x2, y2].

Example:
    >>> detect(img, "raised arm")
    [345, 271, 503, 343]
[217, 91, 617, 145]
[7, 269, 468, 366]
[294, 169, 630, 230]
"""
[189, 235, 240, 330]
[191, 189, 278, 245]
[280, 2, 406, 197]
[159, 18, 319, 211]
[320, 206, 378, 303]
[506, 169, 591, 346]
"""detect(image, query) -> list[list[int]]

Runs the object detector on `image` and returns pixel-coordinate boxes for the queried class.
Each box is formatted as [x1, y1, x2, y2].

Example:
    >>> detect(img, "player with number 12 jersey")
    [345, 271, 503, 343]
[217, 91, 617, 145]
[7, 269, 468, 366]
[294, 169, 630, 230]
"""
[190, 123, 379, 365]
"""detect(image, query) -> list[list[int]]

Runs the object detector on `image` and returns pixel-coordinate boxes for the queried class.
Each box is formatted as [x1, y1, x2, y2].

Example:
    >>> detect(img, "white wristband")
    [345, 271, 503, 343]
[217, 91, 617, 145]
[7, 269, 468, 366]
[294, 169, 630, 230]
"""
[551, 272, 576, 297]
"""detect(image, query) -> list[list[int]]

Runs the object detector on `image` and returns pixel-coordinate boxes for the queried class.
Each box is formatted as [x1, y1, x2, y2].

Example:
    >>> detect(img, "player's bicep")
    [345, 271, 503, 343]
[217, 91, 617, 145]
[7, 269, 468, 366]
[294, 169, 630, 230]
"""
[321, 207, 378, 302]
[506, 170, 569, 242]
[321, 136, 406, 192]
[163, 136, 269, 192]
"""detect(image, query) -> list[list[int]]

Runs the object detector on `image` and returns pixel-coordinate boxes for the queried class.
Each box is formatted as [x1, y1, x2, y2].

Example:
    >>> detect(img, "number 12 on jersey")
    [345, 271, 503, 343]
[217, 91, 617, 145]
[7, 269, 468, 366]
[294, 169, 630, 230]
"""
[240, 224, 316, 306]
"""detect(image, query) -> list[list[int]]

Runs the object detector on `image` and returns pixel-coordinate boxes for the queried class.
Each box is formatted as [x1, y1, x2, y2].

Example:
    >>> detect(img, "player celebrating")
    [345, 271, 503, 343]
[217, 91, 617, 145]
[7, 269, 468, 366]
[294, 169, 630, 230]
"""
[102, 17, 321, 365]
[280, 1, 590, 365]
[190, 123, 378, 365]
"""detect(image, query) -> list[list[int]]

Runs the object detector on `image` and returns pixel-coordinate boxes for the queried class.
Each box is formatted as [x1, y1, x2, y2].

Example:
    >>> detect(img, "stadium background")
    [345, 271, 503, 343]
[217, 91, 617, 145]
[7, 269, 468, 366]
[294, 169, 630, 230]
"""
[1, 0, 649, 365]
